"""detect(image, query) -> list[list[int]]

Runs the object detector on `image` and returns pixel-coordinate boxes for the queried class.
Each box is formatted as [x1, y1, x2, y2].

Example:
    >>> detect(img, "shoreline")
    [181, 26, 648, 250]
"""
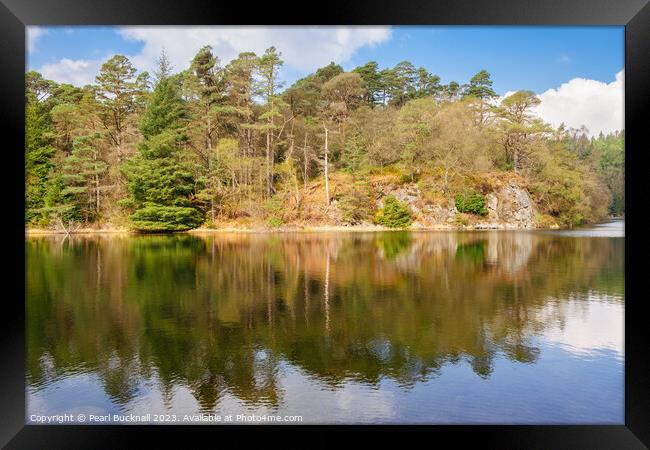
[25, 217, 623, 236]
[25, 222, 621, 236]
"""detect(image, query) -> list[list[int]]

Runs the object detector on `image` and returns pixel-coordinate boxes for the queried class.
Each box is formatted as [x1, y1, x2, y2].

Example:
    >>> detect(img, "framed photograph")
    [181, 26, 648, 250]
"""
[2, 0, 648, 447]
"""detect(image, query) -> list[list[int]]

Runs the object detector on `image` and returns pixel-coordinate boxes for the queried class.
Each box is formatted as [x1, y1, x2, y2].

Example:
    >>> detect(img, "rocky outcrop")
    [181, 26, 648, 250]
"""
[494, 182, 535, 229]
[462, 183, 535, 229]
[367, 178, 536, 229]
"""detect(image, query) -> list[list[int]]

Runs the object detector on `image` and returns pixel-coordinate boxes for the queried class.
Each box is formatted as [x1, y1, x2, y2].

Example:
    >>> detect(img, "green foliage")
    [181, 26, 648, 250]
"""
[263, 195, 284, 227]
[39, 134, 107, 226]
[455, 192, 488, 216]
[24, 51, 623, 230]
[139, 79, 185, 139]
[267, 216, 283, 228]
[263, 195, 284, 215]
[593, 132, 624, 215]
[122, 73, 204, 232]
[463, 70, 497, 100]
[41, 172, 84, 225]
[342, 130, 367, 175]
[129, 204, 204, 232]
[25, 99, 55, 223]
[528, 138, 612, 227]
[375, 195, 413, 228]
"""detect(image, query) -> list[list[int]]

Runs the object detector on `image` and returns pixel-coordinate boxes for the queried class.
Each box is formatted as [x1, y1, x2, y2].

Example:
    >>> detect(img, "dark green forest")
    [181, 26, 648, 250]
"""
[25, 46, 624, 231]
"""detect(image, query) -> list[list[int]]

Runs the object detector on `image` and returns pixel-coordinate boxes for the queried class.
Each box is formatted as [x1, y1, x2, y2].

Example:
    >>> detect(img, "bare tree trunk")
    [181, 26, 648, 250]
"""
[56, 214, 70, 236]
[207, 112, 216, 224]
[266, 131, 272, 198]
[116, 124, 123, 163]
[95, 173, 100, 213]
[287, 132, 300, 206]
[303, 133, 308, 191]
[324, 125, 330, 207]
[206, 112, 212, 151]
[246, 128, 252, 202]
[210, 191, 215, 224]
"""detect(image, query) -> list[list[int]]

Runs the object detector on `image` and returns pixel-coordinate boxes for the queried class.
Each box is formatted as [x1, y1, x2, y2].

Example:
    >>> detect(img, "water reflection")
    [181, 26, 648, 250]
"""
[26, 226, 624, 423]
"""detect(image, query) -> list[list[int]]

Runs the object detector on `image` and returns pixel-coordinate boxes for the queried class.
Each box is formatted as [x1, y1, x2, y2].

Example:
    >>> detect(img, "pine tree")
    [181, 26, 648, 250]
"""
[25, 96, 55, 223]
[464, 70, 497, 100]
[95, 55, 141, 162]
[40, 134, 106, 229]
[342, 130, 367, 178]
[121, 66, 204, 232]
[255, 47, 285, 198]
[59, 134, 107, 222]
[185, 46, 232, 223]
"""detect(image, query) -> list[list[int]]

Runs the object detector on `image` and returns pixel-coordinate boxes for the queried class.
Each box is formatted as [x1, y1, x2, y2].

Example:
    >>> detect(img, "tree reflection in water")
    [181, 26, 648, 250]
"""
[26, 231, 623, 412]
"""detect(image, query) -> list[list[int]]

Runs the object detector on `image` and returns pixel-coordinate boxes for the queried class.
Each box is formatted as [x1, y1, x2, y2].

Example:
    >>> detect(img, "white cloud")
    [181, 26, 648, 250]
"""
[535, 70, 624, 136]
[117, 26, 392, 74]
[27, 26, 48, 53]
[497, 71, 624, 136]
[35, 26, 391, 88]
[39, 57, 105, 87]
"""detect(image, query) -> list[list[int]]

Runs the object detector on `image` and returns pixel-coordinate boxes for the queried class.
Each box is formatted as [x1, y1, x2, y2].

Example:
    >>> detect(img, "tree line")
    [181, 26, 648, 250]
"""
[25, 46, 624, 231]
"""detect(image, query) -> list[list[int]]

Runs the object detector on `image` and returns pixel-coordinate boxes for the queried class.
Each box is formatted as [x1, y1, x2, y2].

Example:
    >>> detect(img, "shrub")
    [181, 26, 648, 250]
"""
[454, 213, 469, 227]
[263, 196, 284, 215]
[264, 195, 284, 228]
[338, 183, 375, 225]
[534, 213, 559, 229]
[375, 195, 413, 228]
[400, 173, 416, 184]
[455, 192, 488, 216]
[267, 216, 283, 228]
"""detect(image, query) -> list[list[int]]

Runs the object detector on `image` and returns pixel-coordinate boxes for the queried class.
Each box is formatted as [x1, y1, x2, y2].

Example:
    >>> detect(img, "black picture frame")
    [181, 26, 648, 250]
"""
[2, 0, 648, 447]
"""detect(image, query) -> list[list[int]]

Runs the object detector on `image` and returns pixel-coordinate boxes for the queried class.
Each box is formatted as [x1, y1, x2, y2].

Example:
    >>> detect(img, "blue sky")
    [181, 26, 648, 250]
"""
[27, 26, 624, 134]
[346, 26, 623, 94]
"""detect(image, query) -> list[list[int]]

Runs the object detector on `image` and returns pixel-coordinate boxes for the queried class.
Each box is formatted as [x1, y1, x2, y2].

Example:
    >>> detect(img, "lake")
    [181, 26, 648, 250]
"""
[25, 220, 624, 424]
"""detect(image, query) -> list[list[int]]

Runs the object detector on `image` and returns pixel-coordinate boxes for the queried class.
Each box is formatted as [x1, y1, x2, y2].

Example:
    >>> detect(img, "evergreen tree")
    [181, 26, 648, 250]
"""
[58, 134, 107, 222]
[314, 62, 344, 83]
[185, 46, 232, 223]
[387, 61, 418, 107]
[443, 81, 461, 101]
[121, 66, 204, 232]
[496, 90, 549, 174]
[95, 55, 141, 162]
[342, 130, 367, 178]
[463, 70, 497, 100]
[40, 134, 106, 229]
[255, 47, 285, 198]
[25, 93, 55, 223]
[375, 195, 413, 228]
[353, 61, 383, 106]
[24, 47, 624, 230]
[415, 67, 442, 98]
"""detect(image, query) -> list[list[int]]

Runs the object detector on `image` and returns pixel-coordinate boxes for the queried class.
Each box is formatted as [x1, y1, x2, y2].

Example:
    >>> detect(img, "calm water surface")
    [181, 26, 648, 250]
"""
[26, 220, 624, 424]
